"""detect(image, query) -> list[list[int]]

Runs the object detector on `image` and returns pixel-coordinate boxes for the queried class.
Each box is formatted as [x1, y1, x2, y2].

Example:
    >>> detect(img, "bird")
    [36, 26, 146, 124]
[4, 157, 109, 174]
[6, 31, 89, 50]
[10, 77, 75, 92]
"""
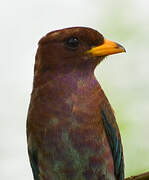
[27, 27, 126, 180]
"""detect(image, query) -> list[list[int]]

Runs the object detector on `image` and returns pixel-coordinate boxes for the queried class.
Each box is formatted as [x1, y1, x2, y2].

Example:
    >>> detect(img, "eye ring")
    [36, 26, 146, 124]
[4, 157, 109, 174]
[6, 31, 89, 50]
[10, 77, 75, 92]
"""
[65, 37, 79, 49]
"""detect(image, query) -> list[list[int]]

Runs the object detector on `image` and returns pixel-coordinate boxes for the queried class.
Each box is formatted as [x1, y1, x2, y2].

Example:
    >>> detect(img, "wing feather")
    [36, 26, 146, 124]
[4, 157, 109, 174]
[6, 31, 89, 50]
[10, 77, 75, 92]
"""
[28, 149, 40, 180]
[101, 105, 124, 180]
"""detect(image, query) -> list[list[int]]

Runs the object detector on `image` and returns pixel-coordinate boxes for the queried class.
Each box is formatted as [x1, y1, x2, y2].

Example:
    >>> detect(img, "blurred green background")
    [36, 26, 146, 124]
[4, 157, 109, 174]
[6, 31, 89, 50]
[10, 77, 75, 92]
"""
[1, 0, 149, 179]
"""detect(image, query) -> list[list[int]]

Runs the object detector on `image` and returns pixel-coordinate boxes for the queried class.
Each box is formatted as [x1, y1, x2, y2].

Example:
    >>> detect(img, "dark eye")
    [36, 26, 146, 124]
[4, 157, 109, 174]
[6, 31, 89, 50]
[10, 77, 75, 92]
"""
[66, 37, 79, 49]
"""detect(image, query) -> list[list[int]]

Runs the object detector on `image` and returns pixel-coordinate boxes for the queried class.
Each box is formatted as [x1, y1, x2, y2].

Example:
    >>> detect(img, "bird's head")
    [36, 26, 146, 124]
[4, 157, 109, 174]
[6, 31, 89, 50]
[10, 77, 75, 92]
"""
[35, 27, 125, 75]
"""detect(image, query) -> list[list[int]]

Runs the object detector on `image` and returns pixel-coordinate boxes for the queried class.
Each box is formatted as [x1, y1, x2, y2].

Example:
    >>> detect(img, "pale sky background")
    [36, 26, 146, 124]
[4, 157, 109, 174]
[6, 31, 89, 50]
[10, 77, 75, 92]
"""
[0, 0, 149, 179]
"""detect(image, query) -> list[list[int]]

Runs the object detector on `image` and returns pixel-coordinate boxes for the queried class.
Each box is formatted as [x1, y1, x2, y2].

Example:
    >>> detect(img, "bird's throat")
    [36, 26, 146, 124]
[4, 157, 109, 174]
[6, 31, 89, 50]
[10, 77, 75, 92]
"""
[33, 61, 100, 92]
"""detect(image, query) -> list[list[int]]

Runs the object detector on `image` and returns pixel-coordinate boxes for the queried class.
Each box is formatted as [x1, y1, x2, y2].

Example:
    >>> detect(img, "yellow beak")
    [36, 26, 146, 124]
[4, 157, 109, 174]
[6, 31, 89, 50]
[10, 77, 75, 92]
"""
[86, 38, 126, 56]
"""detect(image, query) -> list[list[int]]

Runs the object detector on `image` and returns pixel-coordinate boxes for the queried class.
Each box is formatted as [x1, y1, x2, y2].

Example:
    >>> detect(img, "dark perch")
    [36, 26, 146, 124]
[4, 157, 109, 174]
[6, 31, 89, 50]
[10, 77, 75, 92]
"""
[125, 172, 149, 180]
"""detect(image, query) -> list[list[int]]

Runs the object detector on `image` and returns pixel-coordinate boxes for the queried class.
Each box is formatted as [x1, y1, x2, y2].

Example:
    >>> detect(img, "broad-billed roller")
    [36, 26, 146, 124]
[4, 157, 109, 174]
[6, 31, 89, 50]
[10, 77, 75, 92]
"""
[27, 27, 126, 180]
